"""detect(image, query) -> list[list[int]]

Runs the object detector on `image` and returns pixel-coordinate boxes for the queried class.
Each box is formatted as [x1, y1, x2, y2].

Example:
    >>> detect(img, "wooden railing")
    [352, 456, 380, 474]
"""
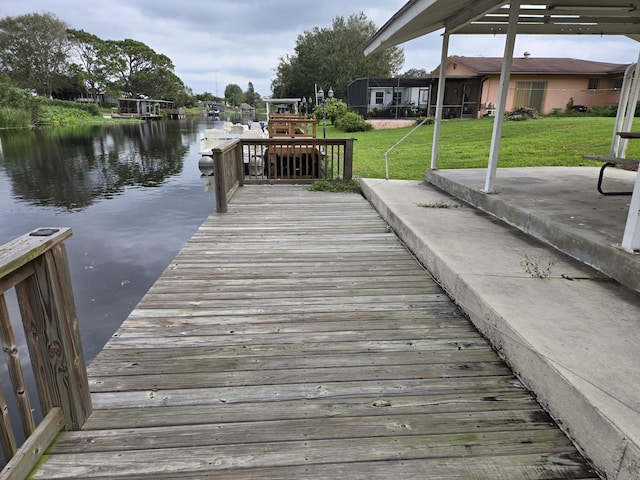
[200, 138, 355, 213]
[0, 228, 91, 479]
[267, 114, 317, 138]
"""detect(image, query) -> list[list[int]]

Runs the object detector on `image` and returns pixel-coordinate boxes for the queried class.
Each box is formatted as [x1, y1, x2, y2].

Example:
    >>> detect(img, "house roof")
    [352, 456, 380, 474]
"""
[355, 77, 433, 88]
[444, 56, 629, 76]
[365, 0, 640, 56]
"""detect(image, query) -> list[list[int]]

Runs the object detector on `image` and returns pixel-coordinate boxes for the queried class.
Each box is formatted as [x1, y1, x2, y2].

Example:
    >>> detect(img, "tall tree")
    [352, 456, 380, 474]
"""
[271, 12, 404, 100]
[51, 65, 85, 100]
[67, 29, 110, 103]
[244, 82, 261, 107]
[159, 70, 192, 106]
[224, 83, 244, 107]
[0, 12, 71, 97]
[104, 39, 176, 99]
[401, 68, 430, 78]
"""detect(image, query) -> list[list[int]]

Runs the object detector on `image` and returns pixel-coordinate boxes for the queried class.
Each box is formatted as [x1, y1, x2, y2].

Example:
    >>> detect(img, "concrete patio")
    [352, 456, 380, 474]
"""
[361, 167, 640, 480]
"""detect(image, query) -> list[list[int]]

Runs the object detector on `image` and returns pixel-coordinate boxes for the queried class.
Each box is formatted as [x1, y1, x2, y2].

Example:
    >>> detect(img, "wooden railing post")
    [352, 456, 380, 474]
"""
[15, 241, 92, 431]
[0, 375, 17, 459]
[212, 147, 228, 213]
[234, 142, 245, 187]
[0, 228, 92, 476]
[343, 139, 354, 180]
[0, 295, 36, 437]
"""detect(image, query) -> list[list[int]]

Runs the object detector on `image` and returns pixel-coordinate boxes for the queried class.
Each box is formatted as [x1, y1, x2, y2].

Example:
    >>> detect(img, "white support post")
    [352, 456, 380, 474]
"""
[620, 54, 640, 252]
[613, 58, 640, 158]
[621, 171, 640, 252]
[430, 32, 450, 170]
[483, 0, 520, 193]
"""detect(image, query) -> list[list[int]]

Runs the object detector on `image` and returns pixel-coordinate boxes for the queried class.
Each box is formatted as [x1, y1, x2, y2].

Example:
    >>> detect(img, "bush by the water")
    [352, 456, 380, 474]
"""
[0, 77, 43, 127]
[335, 111, 372, 132]
[41, 99, 102, 126]
[46, 98, 101, 116]
[0, 106, 31, 128]
[0, 76, 103, 127]
[39, 105, 97, 126]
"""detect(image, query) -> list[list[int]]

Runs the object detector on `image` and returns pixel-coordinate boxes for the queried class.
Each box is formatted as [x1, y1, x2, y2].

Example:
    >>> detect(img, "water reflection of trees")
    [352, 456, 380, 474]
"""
[0, 120, 193, 209]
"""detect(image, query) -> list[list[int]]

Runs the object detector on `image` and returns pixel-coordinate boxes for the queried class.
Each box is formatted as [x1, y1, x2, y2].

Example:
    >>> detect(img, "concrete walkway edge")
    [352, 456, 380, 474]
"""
[361, 178, 640, 480]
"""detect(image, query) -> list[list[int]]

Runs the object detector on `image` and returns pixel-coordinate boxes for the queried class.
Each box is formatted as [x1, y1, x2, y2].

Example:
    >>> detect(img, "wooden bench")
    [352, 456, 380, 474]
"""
[583, 132, 640, 196]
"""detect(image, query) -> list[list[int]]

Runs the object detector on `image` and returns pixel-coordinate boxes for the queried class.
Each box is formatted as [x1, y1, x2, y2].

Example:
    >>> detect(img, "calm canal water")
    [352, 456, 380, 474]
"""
[0, 116, 218, 363]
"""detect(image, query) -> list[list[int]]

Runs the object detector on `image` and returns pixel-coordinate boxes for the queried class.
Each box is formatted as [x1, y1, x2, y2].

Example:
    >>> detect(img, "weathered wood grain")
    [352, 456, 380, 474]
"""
[29, 185, 598, 479]
[50, 409, 559, 453]
[81, 391, 540, 429]
[32, 431, 582, 479]
[45, 454, 590, 480]
[0, 407, 63, 480]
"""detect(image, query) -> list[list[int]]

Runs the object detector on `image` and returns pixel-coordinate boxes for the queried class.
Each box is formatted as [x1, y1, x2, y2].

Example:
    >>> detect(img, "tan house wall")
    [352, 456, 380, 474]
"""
[432, 59, 625, 117]
[479, 74, 621, 116]
[480, 77, 500, 115]
[441, 62, 478, 77]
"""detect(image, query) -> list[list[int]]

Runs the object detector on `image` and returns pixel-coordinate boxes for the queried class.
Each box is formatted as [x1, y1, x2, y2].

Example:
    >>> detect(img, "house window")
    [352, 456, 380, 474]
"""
[611, 77, 623, 90]
[588, 78, 600, 90]
[393, 91, 402, 104]
[513, 80, 547, 113]
[375, 92, 384, 104]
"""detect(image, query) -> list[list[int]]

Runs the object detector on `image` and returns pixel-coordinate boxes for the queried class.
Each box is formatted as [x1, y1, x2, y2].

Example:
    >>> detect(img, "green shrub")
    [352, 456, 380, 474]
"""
[415, 116, 434, 125]
[39, 105, 94, 126]
[312, 99, 348, 125]
[0, 79, 28, 109]
[367, 105, 418, 118]
[0, 106, 31, 128]
[45, 98, 101, 116]
[335, 111, 372, 132]
[590, 105, 617, 117]
[0, 79, 43, 125]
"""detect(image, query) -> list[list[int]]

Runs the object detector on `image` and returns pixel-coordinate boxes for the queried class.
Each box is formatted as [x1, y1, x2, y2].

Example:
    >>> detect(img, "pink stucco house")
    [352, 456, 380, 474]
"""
[432, 55, 629, 118]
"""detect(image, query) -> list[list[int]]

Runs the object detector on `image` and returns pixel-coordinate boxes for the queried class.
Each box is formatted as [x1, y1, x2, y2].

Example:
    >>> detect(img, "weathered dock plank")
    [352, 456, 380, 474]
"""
[30, 185, 599, 479]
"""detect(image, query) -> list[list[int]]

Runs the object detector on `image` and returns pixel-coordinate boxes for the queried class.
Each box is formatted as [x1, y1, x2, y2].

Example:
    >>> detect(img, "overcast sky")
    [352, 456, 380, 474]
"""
[2, 0, 640, 98]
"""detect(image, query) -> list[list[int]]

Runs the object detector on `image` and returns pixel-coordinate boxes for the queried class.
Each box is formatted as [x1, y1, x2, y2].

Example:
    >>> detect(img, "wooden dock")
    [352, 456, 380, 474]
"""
[30, 185, 598, 479]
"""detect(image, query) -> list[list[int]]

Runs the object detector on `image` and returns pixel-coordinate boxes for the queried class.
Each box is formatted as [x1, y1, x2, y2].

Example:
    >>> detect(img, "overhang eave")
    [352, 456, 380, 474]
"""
[365, 1, 640, 55]
[456, 23, 640, 36]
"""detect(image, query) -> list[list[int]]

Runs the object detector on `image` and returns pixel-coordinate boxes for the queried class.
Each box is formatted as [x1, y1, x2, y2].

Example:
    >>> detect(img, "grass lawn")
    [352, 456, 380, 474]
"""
[325, 116, 637, 180]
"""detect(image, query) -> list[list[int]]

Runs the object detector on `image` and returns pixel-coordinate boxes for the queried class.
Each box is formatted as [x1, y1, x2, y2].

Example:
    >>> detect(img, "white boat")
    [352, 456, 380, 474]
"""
[207, 104, 224, 118]
[199, 122, 268, 176]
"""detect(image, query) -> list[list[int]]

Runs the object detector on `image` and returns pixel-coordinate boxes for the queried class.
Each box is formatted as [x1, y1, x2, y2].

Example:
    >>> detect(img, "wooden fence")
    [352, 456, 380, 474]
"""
[267, 114, 317, 138]
[0, 228, 91, 479]
[200, 137, 354, 213]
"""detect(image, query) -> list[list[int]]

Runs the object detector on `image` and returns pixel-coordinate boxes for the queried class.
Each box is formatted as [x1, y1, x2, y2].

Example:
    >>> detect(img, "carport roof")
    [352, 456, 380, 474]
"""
[364, 0, 640, 56]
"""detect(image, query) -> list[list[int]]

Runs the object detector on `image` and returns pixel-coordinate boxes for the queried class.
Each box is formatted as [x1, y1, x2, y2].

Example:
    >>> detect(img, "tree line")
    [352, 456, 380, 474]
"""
[0, 12, 194, 105]
[1, 10, 418, 112]
[271, 13, 407, 102]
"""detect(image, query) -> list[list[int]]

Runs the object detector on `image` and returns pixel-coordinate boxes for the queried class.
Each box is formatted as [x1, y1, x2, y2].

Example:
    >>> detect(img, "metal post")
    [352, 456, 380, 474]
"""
[322, 101, 326, 139]
[431, 32, 450, 170]
[483, 0, 520, 193]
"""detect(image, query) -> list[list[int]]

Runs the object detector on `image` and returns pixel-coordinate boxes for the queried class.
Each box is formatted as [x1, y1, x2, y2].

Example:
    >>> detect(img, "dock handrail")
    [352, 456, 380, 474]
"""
[200, 137, 355, 213]
[384, 117, 430, 180]
[0, 228, 91, 479]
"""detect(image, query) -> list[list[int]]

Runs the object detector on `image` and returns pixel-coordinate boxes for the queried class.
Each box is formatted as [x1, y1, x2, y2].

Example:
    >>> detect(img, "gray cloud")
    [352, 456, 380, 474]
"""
[2, 0, 639, 97]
